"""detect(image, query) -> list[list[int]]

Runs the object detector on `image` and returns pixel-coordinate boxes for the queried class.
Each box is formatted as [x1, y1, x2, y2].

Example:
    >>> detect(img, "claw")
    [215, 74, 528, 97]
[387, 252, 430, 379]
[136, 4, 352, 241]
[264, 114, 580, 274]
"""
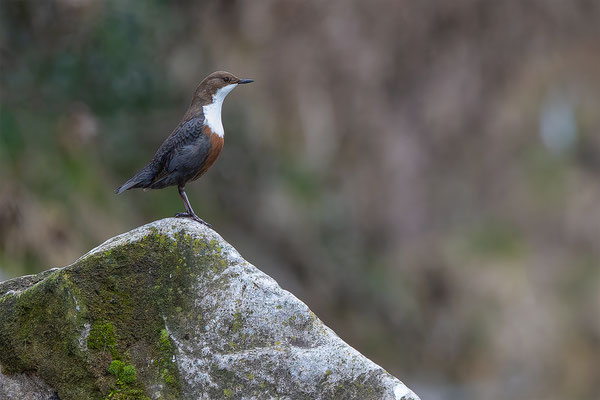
[174, 212, 212, 228]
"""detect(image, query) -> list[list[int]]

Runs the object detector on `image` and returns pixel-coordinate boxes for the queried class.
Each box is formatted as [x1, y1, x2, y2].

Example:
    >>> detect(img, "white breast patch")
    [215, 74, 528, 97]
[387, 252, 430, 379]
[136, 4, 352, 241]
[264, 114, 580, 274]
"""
[202, 83, 238, 137]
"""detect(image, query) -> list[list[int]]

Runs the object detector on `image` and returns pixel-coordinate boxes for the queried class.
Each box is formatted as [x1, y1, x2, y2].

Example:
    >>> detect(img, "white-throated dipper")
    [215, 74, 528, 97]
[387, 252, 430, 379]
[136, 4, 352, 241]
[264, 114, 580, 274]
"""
[115, 71, 253, 226]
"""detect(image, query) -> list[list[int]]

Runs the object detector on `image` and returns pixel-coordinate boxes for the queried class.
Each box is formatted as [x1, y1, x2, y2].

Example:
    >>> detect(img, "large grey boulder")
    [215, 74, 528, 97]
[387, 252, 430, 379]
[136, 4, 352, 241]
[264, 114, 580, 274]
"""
[0, 219, 419, 400]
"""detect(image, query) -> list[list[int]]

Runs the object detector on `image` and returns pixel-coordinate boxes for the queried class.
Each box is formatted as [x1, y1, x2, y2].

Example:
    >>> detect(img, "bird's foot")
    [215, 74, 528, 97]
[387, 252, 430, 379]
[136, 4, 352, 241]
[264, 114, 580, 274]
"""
[174, 212, 212, 228]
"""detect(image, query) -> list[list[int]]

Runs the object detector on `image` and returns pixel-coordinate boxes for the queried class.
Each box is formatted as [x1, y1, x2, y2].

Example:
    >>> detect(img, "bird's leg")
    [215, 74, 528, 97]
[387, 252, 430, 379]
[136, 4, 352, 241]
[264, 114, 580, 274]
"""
[175, 185, 212, 228]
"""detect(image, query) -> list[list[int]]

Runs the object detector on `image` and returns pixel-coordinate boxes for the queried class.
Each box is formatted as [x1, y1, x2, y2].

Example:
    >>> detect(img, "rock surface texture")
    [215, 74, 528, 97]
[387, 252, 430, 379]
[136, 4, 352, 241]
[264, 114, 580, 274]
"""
[0, 218, 420, 400]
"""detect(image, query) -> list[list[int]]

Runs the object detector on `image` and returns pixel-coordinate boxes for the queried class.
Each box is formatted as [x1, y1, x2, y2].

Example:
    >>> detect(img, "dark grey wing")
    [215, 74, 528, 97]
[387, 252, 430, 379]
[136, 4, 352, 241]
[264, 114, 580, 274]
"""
[151, 116, 205, 167]
[115, 116, 208, 193]
[147, 117, 211, 189]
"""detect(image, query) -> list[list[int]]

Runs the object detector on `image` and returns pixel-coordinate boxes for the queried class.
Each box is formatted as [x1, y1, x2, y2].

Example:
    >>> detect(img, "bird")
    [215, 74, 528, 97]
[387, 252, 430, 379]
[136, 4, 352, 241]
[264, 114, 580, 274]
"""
[115, 71, 253, 227]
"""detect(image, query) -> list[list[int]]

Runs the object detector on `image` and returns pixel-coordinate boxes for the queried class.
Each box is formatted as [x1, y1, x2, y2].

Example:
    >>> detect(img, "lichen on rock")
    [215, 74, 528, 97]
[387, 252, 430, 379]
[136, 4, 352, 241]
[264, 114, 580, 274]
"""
[0, 218, 419, 400]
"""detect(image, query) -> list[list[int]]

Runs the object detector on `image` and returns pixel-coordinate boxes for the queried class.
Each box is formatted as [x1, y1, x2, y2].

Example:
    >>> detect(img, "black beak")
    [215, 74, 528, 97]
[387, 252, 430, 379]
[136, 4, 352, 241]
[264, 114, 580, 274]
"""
[238, 79, 253, 84]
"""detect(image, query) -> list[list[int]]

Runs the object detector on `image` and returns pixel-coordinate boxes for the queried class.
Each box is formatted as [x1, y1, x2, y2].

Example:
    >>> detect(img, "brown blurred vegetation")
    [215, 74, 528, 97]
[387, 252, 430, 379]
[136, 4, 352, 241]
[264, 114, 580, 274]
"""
[1, 1, 599, 399]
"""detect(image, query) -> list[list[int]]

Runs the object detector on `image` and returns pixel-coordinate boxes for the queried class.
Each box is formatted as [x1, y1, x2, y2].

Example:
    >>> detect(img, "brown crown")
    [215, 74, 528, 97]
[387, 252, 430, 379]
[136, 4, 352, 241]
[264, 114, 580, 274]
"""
[192, 71, 241, 103]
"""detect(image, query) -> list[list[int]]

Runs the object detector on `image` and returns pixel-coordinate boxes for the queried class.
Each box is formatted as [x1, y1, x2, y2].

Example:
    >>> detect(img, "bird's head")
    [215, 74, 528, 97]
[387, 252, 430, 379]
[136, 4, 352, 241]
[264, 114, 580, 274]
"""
[195, 71, 253, 105]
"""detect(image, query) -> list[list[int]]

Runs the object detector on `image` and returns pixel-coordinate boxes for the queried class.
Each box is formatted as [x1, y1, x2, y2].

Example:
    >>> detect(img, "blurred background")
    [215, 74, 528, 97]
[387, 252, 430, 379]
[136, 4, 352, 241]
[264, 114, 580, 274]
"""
[1, 0, 599, 399]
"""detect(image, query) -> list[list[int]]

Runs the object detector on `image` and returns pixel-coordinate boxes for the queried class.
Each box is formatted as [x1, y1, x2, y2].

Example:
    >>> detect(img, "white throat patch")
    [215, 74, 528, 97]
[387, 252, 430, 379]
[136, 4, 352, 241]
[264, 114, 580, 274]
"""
[203, 83, 238, 137]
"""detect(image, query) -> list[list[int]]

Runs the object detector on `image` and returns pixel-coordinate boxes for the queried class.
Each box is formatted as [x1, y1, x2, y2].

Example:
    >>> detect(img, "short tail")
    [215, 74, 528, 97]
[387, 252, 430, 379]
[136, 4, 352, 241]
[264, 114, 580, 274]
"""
[115, 166, 156, 194]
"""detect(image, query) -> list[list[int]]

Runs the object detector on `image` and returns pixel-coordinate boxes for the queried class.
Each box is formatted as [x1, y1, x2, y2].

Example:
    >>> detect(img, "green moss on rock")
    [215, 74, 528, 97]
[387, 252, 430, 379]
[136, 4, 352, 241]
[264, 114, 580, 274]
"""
[88, 321, 118, 357]
[0, 219, 420, 400]
[105, 360, 148, 400]
[157, 328, 179, 388]
[0, 224, 229, 400]
[108, 360, 137, 384]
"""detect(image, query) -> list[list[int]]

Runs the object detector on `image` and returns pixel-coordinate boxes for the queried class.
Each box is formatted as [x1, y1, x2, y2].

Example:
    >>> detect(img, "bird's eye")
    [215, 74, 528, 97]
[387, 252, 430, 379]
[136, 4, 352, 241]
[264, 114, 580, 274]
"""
[223, 77, 230, 82]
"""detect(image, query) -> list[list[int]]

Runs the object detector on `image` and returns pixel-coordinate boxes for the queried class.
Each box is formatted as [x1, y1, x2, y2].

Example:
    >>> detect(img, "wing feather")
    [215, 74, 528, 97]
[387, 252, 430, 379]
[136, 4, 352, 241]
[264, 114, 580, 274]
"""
[147, 116, 212, 188]
[147, 117, 203, 178]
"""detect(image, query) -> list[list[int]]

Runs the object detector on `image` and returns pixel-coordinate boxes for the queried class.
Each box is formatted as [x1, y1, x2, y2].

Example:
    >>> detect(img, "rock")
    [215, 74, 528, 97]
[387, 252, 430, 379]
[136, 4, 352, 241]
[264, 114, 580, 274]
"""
[0, 369, 58, 400]
[0, 218, 420, 400]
